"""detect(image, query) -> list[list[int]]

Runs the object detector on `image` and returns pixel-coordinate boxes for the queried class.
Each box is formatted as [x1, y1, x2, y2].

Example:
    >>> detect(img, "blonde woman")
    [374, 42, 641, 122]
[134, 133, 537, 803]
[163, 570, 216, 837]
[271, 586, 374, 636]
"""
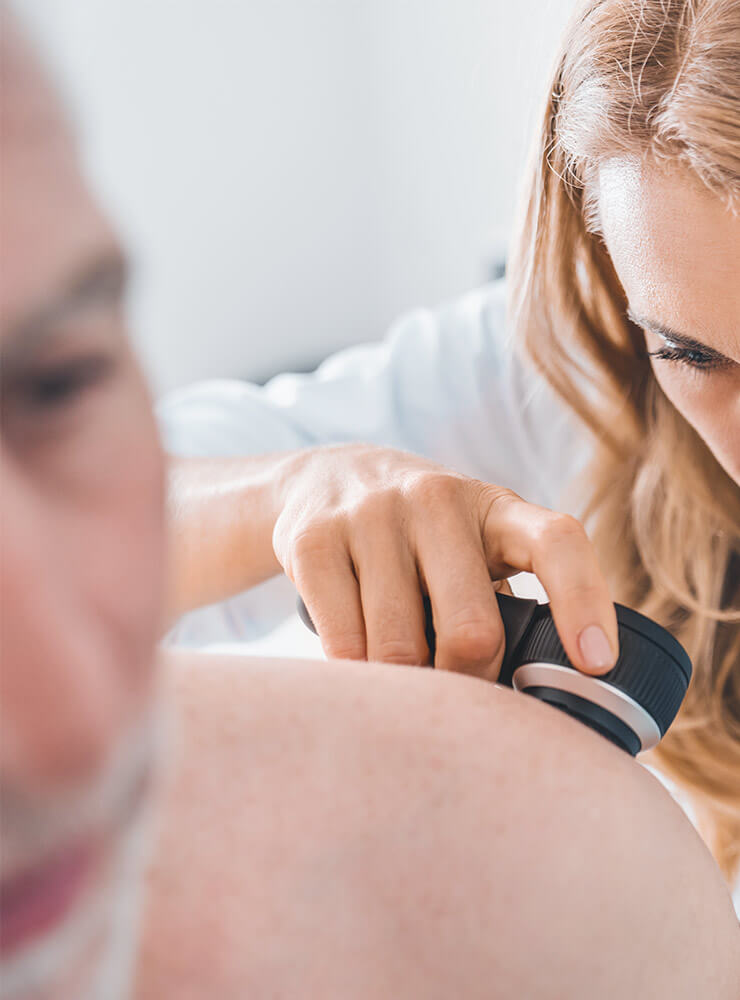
[162, 0, 740, 883]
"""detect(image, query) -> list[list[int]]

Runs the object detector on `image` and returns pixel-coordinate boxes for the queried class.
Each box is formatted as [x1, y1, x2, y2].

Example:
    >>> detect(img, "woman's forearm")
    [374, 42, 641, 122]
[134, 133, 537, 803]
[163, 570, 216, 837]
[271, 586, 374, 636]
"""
[165, 452, 301, 620]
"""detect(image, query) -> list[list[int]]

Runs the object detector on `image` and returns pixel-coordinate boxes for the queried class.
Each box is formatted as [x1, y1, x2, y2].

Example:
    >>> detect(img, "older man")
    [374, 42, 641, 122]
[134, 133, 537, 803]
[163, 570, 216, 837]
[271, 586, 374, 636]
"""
[0, 9, 738, 1000]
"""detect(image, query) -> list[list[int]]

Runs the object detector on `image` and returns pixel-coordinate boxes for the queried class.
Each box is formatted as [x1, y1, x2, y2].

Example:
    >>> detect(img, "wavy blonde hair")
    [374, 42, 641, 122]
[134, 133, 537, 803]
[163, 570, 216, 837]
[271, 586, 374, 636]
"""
[508, 0, 740, 880]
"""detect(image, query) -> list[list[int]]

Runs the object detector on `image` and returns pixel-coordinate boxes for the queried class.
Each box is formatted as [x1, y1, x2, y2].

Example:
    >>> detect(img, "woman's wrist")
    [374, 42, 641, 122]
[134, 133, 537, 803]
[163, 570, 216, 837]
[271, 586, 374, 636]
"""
[165, 450, 309, 621]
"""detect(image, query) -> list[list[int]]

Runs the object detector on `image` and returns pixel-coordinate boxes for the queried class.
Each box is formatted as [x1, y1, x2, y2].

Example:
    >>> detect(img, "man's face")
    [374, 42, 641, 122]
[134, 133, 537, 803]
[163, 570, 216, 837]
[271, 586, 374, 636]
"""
[0, 17, 166, 999]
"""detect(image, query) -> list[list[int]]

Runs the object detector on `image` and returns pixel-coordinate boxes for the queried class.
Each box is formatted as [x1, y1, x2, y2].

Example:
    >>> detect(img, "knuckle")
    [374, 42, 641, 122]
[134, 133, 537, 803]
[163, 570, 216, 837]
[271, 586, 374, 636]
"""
[482, 484, 521, 510]
[290, 522, 337, 564]
[354, 489, 401, 527]
[537, 512, 587, 550]
[406, 472, 465, 521]
[372, 635, 428, 666]
[409, 472, 459, 509]
[324, 631, 367, 661]
[442, 615, 503, 664]
[479, 485, 524, 532]
[286, 523, 343, 585]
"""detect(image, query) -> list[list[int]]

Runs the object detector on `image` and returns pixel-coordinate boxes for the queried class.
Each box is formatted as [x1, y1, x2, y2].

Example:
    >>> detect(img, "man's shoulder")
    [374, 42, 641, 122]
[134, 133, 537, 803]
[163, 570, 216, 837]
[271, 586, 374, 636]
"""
[144, 651, 739, 999]
[162, 649, 642, 795]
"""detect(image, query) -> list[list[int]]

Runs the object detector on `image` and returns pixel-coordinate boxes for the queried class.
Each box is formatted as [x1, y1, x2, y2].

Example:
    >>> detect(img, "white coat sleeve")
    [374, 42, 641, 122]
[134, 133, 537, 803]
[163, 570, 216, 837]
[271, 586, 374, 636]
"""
[158, 281, 585, 510]
[158, 281, 589, 646]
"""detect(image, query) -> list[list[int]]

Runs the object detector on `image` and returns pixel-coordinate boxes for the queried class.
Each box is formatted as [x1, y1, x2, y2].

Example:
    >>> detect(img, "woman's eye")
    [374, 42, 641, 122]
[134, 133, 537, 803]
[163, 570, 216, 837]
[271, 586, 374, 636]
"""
[648, 346, 727, 372]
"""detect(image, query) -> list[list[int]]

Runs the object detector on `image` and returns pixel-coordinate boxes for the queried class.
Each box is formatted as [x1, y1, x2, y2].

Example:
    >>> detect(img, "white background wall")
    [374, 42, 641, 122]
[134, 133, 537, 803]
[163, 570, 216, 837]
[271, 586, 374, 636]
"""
[18, 0, 573, 394]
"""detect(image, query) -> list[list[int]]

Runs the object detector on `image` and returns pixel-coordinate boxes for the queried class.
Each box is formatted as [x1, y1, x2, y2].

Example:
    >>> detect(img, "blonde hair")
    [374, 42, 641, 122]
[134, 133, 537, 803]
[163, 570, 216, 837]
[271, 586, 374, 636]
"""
[509, 0, 740, 879]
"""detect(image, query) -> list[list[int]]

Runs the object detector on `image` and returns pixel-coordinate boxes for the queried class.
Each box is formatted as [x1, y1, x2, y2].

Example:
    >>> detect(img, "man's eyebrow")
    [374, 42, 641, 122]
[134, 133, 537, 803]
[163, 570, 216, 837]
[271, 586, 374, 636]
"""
[1, 249, 129, 362]
[626, 308, 731, 360]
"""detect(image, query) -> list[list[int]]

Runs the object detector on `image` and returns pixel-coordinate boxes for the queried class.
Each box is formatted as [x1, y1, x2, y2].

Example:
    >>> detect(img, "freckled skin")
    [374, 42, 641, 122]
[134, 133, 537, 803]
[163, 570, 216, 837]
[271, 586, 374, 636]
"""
[135, 654, 740, 1000]
[597, 157, 740, 485]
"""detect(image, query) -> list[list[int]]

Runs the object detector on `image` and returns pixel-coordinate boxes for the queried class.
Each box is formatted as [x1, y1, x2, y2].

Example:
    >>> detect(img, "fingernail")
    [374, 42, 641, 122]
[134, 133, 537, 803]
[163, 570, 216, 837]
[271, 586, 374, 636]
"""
[577, 625, 615, 672]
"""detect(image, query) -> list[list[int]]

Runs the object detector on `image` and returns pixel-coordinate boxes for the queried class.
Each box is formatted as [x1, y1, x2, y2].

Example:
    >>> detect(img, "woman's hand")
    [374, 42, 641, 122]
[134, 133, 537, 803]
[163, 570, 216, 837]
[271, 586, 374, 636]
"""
[273, 444, 618, 679]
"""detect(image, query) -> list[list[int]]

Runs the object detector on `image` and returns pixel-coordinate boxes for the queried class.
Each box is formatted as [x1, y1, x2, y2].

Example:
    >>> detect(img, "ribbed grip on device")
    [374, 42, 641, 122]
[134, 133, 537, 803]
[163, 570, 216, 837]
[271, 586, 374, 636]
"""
[515, 604, 692, 737]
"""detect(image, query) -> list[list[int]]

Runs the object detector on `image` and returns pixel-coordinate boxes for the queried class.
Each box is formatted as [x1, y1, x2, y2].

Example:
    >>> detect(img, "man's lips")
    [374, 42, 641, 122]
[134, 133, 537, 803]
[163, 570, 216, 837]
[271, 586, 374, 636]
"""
[0, 839, 101, 957]
[0, 732, 155, 962]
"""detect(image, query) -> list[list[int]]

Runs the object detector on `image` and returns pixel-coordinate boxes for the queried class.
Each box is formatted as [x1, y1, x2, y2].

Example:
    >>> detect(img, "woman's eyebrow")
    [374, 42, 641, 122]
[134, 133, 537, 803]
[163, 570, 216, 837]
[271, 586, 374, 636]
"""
[1, 249, 128, 365]
[626, 308, 731, 360]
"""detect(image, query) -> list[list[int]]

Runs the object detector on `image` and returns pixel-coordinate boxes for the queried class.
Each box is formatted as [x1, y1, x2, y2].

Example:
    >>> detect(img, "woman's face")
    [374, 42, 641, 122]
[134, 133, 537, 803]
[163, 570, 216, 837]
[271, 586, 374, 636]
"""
[597, 157, 740, 486]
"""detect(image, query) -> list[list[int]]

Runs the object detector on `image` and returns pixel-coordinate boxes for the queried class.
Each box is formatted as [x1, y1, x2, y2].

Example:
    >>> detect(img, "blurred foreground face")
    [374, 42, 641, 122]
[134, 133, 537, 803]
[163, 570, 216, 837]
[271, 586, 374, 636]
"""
[0, 16, 166, 1000]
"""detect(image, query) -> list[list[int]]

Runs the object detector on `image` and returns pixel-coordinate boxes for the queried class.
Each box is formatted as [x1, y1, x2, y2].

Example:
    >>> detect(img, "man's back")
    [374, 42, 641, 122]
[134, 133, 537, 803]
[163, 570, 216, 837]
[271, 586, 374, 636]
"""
[136, 653, 740, 999]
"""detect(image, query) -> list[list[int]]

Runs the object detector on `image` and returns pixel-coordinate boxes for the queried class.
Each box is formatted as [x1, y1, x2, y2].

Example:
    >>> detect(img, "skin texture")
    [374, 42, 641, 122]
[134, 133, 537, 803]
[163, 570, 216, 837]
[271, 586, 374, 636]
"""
[597, 156, 740, 484]
[136, 652, 740, 1000]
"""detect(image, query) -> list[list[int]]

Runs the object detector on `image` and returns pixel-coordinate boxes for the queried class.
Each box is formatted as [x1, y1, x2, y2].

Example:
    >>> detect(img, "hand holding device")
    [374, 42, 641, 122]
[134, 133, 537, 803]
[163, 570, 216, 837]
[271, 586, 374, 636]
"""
[298, 591, 691, 755]
[273, 445, 620, 677]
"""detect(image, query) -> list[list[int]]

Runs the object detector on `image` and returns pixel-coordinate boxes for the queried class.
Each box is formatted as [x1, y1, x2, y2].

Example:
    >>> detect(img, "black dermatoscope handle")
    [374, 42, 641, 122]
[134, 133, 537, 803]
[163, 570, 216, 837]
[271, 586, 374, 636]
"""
[297, 591, 692, 756]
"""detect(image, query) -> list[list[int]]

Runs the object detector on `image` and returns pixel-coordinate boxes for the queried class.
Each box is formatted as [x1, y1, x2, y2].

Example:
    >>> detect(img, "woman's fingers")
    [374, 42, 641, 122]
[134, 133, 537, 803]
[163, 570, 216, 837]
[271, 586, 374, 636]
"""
[353, 525, 430, 666]
[280, 449, 617, 680]
[482, 490, 618, 674]
[287, 528, 367, 662]
[414, 493, 505, 679]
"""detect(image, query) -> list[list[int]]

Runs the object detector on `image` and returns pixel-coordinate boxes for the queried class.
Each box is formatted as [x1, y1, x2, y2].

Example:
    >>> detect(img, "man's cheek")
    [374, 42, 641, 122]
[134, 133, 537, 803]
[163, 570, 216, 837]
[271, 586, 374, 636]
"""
[79, 458, 166, 681]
